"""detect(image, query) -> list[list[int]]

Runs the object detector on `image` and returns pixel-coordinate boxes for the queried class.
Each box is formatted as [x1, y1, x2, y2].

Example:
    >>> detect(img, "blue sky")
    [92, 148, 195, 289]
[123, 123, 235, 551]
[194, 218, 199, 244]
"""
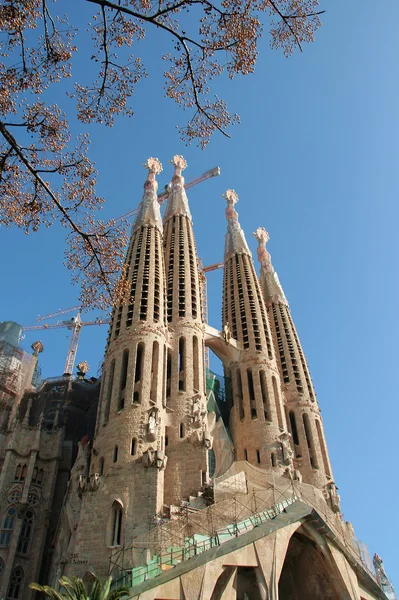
[1, 0, 398, 586]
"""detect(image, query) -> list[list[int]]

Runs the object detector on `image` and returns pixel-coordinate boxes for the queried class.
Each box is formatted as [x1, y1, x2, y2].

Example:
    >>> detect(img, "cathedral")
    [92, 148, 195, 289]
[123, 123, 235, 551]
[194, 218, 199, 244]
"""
[0, 156, 396, 599]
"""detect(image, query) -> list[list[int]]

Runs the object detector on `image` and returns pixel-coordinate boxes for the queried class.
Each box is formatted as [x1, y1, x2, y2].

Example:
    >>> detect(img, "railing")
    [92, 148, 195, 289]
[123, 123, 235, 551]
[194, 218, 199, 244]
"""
[111, 495, 297, 590]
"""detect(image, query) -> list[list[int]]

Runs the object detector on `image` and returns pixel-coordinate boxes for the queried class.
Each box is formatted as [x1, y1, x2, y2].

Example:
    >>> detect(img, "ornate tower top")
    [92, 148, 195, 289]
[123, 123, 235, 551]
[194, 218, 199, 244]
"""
[163, 155, 192, 221]
[223, 189, 251, 259]
[253, 227, 288, 306]
[132, 157, 163, 232]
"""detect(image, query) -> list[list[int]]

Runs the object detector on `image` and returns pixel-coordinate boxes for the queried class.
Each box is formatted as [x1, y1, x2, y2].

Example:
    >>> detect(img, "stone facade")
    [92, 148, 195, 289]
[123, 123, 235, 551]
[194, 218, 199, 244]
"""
[0, 158, 395, 599]
[0, 339, 99, 600]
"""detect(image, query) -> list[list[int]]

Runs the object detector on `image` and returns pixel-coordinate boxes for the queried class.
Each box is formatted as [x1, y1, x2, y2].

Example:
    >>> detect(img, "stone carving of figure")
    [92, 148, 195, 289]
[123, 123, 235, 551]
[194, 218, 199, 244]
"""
[88, 473, 100, 491]
[223, 322, 231, 343]
[192, 394, 204, 427]
[280, 432, 293, 465]
[203, 429, 212, 449]
[293, 469, 303, 483]
[325, 481, 341, 513]
[373, 553, 389, 586]
[156, 450, 168, 470]
[143, 447, 156, 468]
[147, 410, 158, 441]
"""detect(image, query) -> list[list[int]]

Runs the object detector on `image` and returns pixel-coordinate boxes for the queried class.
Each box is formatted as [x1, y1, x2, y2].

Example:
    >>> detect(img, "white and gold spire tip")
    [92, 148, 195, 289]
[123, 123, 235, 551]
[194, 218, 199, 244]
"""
[171, 155, 187, 172]
[223, 189, 239, 206]
[253, 227, 270, 245]
[144, 157, 163, 175]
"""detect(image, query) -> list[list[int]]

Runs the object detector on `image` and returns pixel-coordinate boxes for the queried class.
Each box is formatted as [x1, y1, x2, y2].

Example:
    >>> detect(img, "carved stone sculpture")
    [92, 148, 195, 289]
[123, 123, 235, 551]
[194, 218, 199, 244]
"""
[147, 410, 158, 441]
[203, 429, 212, 449]
[279, 432, 293, 465]
[223, 322, 231, 343]
[192, 394, 205, 428]
[143, 447, 156, 468]
[325, 480, 341, 513]
[156, 450, 168, 470]
[88, 473, 100, 491]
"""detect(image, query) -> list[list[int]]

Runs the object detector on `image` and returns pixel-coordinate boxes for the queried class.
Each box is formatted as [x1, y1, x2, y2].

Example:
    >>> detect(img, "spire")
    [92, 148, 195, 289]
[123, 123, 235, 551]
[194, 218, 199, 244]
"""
[133, 157, 163, 232]
[223, 189, 251, 259]
[253, 227, 288, 306]
[163, 155, 192, 221]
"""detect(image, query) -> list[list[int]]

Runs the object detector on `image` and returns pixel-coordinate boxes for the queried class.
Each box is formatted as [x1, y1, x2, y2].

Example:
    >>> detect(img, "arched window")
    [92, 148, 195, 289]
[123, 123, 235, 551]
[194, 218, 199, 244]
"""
[110, 502, 123, 546]
[272, 376, 284, 429]
[178, 337, 186, 391]
[303, 413, 318, 469]
[21, 465, 27, 480]
[193, 336, 199, 392]
[7, 566, 24, 599]
[236, 368, 244, 420]
[131, 438, 137, 456]
[133, 343, 144, 403]
[179, 423, 185, 438]
[1, 506, 17, 547]
[32, 466, 38, 483]
[14, 465, 21, 480]
[118, 349, 129, 410]
[17, 509, 34, 554]
[166, 348, 172, 400]
[150, 341, 159, 402]
[103, 359, 115, 423]
[113, 446, 118, 463]
[37, 469, 44, 485]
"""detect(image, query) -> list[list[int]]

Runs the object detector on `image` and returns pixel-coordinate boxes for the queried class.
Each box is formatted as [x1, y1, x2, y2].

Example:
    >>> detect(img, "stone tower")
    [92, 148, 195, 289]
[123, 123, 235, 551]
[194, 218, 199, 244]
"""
[254, 227, 334, 492]
[67, 159, 169, 576]
[222, 191, 289, 472]
[44, 162, 395, 600]
[162, 156, 209, 506]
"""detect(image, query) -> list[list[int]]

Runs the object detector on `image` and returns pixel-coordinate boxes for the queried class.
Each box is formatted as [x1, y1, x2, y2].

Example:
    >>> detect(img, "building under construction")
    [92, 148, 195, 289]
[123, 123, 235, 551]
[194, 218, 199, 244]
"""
[0, 157, 396, 600]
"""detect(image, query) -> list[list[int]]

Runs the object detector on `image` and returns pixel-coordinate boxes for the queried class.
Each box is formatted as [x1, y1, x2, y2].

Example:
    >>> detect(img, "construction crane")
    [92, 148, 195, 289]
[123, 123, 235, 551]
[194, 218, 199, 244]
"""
[115, 166, 220, 223]
[36, 305, 81, 322]
[23, 313, 110, 375]
[25, 261, 224, 375]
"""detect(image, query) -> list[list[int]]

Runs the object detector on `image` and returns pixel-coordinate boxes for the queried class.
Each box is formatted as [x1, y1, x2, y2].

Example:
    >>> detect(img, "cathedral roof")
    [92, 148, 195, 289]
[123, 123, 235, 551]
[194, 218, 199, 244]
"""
[163, 155, 192, 221]
[132, 158, 163, 232]
[253, 227, 288, 306]
[223, 189, 251, 259]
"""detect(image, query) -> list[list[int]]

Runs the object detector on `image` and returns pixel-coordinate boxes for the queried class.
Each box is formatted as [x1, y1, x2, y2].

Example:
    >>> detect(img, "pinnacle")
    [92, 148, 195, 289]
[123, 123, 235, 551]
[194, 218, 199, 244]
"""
[164, 155, 192, 221]
[223, 189, 251, 259]
[132, 157, 163, 231]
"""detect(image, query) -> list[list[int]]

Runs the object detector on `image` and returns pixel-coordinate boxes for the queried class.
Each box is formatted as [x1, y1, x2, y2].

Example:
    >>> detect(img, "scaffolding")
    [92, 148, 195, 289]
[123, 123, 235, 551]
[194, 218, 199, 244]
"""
[109, 481, 298, 589]
[0, 341, 34, 402]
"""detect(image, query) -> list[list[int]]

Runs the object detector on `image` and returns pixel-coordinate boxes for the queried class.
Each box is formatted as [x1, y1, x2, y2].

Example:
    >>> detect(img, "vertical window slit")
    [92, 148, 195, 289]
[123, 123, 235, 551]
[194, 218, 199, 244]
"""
[103, 360, 115, 423]
[316, 419, 331, 477]
[303, 413, 318, 469]
[150, 341, 159, 402]
[133, 343, 144, 404]
[193, 336, 199, 392]
[272, 376, 283, 429]
[178, 337, 186, 391]
[118, 349, 129, 410]
[237, 368, 244, 420]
